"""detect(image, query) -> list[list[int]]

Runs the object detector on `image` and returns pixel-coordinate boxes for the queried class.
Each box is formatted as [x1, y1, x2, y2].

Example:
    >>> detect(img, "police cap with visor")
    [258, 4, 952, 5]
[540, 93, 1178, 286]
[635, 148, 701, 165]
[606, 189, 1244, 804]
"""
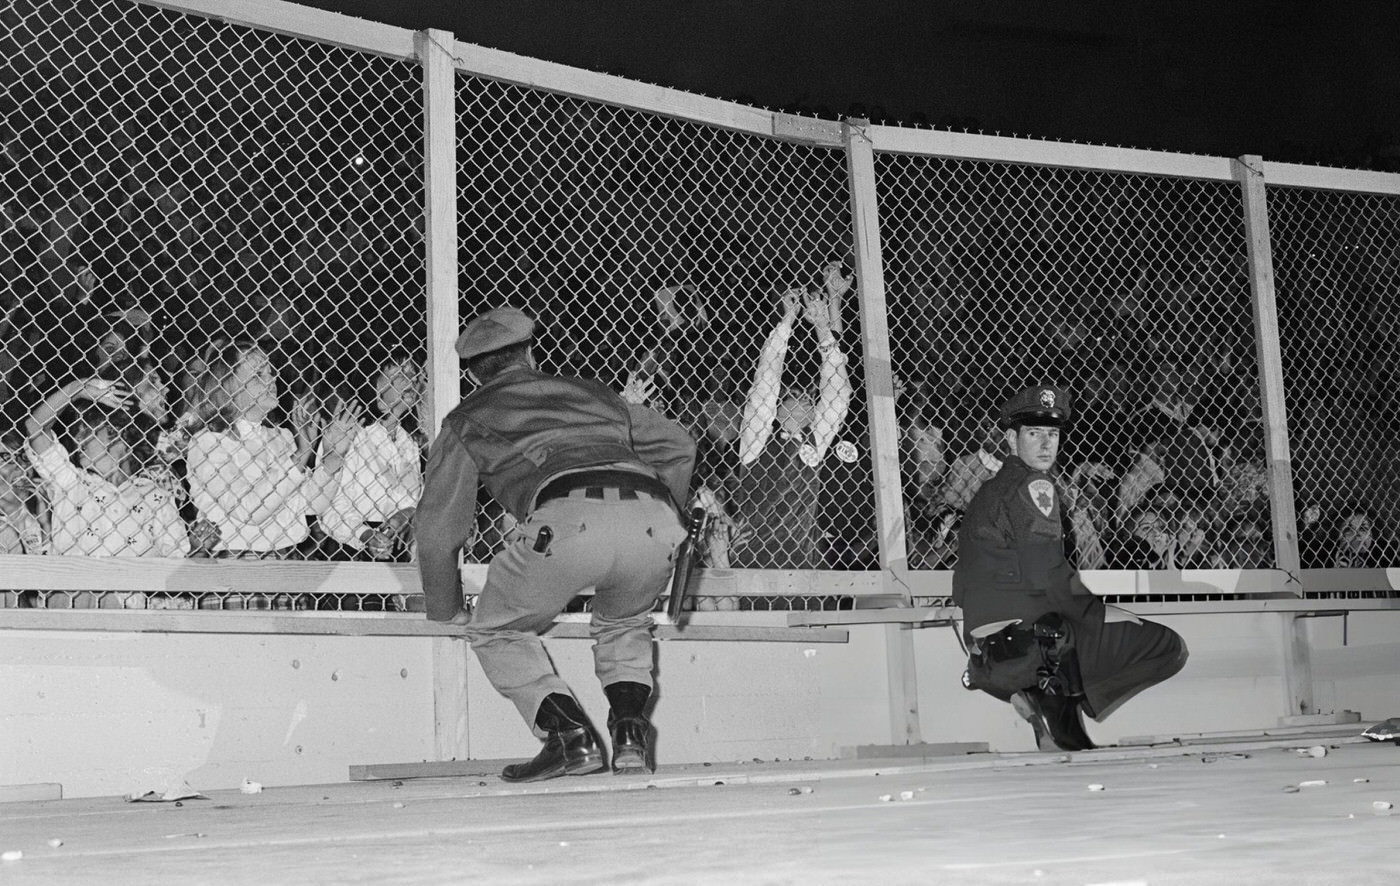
[998, 385, 1072, 430]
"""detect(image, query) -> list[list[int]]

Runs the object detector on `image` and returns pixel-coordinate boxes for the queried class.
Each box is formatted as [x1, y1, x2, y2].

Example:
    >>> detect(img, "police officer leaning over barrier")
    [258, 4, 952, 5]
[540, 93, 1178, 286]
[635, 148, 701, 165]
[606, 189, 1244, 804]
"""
[953, 385, 1189, 751]
[415, 307, 695, 782]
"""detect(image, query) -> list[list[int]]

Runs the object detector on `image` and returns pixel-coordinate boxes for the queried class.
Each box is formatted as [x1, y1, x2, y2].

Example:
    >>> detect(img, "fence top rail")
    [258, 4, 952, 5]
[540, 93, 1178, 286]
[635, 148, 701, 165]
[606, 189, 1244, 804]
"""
[452, 39, 845, 146]
[1260, 160, 1400, 196]
[866, 124, 1240, 181]
[135, 0, 418, 60]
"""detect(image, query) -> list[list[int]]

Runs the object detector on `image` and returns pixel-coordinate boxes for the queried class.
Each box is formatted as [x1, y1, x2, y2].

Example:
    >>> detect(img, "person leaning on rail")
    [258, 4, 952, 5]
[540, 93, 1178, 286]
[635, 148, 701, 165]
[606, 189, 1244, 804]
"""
[952, 385, 1189, 751]
[414, 306, 695, 782]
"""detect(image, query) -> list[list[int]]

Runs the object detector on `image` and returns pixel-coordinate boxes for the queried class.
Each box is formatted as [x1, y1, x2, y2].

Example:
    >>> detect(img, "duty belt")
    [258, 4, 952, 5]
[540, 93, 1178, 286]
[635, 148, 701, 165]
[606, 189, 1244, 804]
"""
[534, 469, 672, 508]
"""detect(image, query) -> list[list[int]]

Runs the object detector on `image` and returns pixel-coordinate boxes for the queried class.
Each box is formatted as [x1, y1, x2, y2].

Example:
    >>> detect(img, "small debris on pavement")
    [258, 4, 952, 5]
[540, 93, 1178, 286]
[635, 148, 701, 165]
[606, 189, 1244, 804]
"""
[240, 779, 263, 794]
[1299, 779, 1328, 787]
[899, 791, 915, 800]
[1295, 745, 1327, 758]
[1087, 784, 1105, 791]
[46, 839, 62, 849]
[1354, 778, 1370, 783]
[1282, 785, 1301, 793]
[393, 802, 405, 809]
[1373, 801, 1393, 811]
[2, 851, 23, 862]
[878, 794, 893, 802]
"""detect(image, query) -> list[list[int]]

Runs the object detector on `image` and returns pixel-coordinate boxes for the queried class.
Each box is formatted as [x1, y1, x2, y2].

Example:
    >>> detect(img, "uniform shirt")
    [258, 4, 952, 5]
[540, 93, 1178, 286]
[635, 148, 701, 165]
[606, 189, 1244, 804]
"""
[319, 421, 423, 549]
[952, 454, 1095, 634]
[188, 418, 310, 552]
[415, 365, 696, 621]
[28, 440, 188, 558]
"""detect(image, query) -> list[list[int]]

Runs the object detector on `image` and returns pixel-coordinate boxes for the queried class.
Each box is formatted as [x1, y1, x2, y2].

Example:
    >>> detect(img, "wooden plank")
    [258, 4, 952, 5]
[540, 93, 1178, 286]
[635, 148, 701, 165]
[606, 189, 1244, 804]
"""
[1235, 156, 1303, 594]
[1119, 721, 1367, 747]
[135, 0, 417, 59]
[1299, 568, 1400, 592]
[419, 28, 461, 443]
[350, 760, 503, 781]
[0, 610, 846, 642]
[842, 742, 989, 760]
[868, 125, 1238, 181]
[788, 608, 955, 627]
[0, 554, 431, 594]
[432, 637, 471, 762]
[1262, 160, 1400, 196]
[844, 120, 908, 577]
[455, 42, 840, 146]
[0, 783, 62, 803]
[546, 623, 848, 644]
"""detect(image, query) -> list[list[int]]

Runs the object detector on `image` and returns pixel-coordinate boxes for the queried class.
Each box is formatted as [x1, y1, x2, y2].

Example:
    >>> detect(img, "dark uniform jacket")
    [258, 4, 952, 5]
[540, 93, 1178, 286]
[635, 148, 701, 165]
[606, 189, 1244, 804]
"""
[952, 455, 1099, 636]
[415, 365, 696, 620]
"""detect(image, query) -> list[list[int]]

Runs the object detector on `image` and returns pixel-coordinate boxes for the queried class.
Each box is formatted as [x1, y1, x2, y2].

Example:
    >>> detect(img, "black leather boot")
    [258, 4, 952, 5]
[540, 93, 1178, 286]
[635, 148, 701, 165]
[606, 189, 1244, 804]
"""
[1012, 689, 1096, 752]
[604, 681, 654, 774]
[500, 694, 606, 783]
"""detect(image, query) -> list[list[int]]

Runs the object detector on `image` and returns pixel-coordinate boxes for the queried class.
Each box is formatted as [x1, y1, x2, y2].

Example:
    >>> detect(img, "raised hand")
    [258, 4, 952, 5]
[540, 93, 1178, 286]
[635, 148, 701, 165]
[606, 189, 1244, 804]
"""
[322, 400, 365, 458]
[780, 287, 804, 323]
[621, 369, 659, 406]
[802, 288, 833, 337]
[823, 261, 851, 333]
[291, 396, 320, 446]
[363, 527, 396, 560]
[188, 518, 221, 555]
[80, 378, 136, 410]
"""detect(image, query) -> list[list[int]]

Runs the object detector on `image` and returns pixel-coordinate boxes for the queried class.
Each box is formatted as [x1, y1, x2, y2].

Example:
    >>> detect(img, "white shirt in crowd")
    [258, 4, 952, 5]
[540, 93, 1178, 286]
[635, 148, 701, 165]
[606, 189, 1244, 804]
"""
[28, 440, 188, 557]
[188, 418, 310, 552]
[319, 422, 422, 550]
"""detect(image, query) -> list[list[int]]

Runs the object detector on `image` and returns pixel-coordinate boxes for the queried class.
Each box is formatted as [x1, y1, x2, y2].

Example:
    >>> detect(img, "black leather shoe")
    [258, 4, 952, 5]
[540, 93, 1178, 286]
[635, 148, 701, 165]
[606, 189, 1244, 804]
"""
[605, 681, 654, 774]
[608, 715, 654, 773]
[1012, 689, 1096, 752]
[500, 694, 606, 782]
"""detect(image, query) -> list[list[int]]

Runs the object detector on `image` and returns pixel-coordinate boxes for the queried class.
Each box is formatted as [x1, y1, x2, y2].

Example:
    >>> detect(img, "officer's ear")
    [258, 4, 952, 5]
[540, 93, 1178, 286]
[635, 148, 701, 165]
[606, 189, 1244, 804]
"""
[1003, 427, 1019, 456]
[525, 343, 537, 371]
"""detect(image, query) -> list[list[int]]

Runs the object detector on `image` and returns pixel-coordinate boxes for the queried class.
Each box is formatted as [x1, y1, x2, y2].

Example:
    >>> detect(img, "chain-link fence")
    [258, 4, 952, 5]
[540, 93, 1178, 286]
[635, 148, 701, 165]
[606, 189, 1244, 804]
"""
[2, 0, 423, 609]
[1270, 185, 1400, 570]
[455, 76, 870, 573]
[3, 0, 1399, 615]
[877, 155, 1270, 576]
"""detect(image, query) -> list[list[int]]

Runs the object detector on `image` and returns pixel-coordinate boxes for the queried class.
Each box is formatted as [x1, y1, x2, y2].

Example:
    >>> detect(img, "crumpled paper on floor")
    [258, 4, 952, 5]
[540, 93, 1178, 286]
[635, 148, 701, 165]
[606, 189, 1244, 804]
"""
[124, 782, 208, 803]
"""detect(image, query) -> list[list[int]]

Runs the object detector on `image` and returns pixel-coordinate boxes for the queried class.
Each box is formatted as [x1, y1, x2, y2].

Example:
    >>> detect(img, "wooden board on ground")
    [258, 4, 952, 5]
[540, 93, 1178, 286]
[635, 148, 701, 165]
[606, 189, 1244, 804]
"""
[350, 760, 513, 781]
[840, 742, 989, 760]
[1119, 721, 1369, 747]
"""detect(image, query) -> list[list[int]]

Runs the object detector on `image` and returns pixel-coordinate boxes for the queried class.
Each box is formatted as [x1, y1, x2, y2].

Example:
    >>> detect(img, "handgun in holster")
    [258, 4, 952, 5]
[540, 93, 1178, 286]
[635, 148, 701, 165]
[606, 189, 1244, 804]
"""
[666, 507, 710, 624]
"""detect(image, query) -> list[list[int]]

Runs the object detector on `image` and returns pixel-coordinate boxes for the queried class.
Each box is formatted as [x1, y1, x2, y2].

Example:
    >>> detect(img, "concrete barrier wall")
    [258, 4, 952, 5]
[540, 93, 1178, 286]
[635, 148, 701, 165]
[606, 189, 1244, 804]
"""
[4, 612, 1399, 799]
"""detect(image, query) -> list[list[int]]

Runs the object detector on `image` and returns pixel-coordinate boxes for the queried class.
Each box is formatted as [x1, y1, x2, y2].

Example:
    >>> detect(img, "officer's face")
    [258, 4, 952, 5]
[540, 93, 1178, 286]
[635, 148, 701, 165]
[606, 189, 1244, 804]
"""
[1006, 425, 1060, 472]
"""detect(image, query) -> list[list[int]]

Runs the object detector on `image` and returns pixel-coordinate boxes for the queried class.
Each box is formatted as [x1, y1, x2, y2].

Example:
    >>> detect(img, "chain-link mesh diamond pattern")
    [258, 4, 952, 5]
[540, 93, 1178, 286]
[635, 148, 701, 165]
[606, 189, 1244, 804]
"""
[1270, 185, 1400, 569]
[2, 0, 423, 607]
[456, 76, 873, 570]
[874, 154, 1272, 572]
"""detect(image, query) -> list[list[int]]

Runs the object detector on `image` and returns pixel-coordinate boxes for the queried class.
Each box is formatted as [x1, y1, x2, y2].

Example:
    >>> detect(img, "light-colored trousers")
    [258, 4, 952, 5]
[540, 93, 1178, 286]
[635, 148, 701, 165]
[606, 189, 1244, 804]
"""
[465, 490, 685, 737]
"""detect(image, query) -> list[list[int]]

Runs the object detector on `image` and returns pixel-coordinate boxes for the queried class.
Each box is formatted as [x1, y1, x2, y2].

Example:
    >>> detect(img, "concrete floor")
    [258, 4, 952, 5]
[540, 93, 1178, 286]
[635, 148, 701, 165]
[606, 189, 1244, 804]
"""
[2, 737, 1397, 885]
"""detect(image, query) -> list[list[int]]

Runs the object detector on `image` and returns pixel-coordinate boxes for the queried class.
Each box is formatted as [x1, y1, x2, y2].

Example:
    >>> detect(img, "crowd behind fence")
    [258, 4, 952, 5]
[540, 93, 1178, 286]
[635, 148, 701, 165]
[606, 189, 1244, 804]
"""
[3, 0, 1400, 612]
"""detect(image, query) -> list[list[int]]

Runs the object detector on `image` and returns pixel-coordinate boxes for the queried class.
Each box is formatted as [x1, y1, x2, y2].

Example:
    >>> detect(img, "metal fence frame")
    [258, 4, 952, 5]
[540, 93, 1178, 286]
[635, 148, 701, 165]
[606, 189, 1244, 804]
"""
[2, 0, 1399, 634]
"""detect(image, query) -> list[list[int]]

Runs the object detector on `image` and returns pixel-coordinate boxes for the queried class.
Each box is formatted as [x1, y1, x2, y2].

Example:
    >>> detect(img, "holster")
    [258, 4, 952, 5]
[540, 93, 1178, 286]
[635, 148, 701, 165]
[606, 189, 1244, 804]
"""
[965, 613, 1081, 700]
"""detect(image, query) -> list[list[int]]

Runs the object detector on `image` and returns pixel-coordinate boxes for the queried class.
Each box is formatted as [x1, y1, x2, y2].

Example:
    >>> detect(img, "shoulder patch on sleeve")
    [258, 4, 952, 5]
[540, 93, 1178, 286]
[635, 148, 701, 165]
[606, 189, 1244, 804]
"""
[1027, 478, 1055, 517]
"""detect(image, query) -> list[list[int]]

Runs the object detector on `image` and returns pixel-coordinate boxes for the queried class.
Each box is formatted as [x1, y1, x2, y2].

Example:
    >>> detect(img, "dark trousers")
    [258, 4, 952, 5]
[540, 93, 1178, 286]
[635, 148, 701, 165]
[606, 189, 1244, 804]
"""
[1072, 616, 1188, 720]
[973, 613, 1188, 722]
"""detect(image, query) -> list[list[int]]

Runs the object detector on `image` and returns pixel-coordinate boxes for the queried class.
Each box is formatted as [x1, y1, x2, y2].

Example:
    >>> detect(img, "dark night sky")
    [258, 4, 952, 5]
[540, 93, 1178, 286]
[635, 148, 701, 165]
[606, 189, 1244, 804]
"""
[303, 0, 1400, 169]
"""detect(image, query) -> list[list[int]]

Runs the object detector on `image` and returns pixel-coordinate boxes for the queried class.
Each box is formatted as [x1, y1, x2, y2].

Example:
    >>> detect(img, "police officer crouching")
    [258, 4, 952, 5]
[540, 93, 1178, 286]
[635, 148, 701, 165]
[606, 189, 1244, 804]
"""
[415, 307, 695, 781]
[953, 385, 1189, 751]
